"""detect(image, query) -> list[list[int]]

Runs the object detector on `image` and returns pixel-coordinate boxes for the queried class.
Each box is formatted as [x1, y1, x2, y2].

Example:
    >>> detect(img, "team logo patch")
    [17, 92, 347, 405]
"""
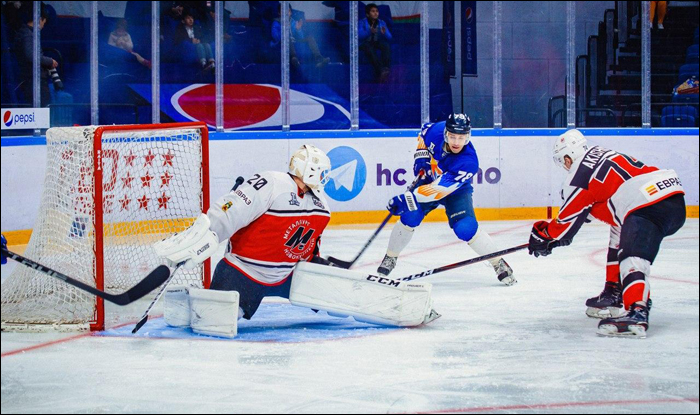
[311, 195, 324, 209]
[289, 192, 300, 206]
[283, 220, 316, 260]
[645, 184, 659, 196]
[222, 201, 233, 212]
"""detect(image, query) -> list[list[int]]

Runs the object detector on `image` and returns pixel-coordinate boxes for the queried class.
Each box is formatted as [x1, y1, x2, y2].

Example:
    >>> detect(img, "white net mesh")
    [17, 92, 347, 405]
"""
[1, 125, 207, 330]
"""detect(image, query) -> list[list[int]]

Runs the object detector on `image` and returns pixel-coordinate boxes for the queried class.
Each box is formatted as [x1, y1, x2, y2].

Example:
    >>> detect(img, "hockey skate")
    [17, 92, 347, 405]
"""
[377, 254, 397, 276]
[597, 300, 652, 338]
[585, 281, 625, 319]
[494, 258, 516, 286]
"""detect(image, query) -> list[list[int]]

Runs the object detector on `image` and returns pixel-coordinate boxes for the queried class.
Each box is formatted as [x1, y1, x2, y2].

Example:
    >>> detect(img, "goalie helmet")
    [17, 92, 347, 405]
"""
[553, 129, 588, 170]
[289, 144, 331, 193]
[444, 113, 472, 145]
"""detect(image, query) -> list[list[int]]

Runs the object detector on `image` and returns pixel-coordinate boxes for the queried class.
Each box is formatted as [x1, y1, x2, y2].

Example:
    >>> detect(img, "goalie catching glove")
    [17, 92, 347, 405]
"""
[154, 214, 219, 269]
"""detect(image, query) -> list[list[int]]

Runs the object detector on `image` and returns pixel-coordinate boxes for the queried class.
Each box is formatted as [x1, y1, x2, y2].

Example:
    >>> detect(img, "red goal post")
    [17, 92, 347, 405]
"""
[1, 122, 210, 332]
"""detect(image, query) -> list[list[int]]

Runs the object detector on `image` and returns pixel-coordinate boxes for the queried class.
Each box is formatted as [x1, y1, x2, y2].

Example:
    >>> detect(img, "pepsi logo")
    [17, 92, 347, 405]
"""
[171, 84, 350, 130]
[3, 110, 12, 127]
[465, 7, 473, 23]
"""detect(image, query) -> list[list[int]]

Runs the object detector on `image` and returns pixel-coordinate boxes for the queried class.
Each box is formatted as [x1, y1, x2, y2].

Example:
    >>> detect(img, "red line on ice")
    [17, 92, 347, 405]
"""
[412, 397, 699, 414]
[1, 332, 92, 358]
[1, 319, 152, 358]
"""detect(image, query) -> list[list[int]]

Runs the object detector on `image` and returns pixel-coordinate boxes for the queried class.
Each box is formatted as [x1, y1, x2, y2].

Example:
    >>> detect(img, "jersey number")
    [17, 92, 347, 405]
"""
[595, 153, 645, 183]
[246, 174, 268, 190]
[454, 171, 473, 182]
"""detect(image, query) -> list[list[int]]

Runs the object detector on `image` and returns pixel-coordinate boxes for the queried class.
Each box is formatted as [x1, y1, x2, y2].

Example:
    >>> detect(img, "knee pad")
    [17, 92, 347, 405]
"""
[454, 216, 479, 242]
[400, 207, 425, 228]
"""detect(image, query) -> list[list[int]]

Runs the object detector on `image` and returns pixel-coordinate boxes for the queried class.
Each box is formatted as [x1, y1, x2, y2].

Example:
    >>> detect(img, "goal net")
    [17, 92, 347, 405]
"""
[1, 123, 210, 331]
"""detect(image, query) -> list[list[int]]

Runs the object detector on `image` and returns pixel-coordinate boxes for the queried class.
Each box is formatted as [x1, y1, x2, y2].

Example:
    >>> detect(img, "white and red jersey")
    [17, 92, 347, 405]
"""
[544, 146, 685, 241]
[207, 171, 331, 285]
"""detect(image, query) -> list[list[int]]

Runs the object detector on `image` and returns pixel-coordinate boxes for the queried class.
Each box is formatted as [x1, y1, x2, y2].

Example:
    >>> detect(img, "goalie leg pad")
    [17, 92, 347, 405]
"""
[290, 262, 435, 327]
[164, 286, 192, 328]
[189, 288, 240, 338]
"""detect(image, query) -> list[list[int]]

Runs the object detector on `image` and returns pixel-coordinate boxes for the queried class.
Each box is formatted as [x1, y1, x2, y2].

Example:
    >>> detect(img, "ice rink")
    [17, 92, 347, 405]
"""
[2, 219, 699, 414]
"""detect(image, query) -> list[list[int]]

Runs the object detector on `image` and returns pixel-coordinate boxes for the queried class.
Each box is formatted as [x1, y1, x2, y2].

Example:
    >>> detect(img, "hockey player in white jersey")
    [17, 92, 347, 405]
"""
[153, 145, 332, 333]
[153, 145, 439, 337]
[528, 129, 686, 338]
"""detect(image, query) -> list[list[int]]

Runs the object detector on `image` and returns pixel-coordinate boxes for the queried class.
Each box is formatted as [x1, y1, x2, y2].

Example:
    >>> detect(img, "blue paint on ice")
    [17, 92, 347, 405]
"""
[99, 303, 399, 343]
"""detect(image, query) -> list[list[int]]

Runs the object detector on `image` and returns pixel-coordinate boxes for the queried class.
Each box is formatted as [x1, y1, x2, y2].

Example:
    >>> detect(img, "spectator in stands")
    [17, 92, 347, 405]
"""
[3, 1, 31, 42]
[14, 6, 55, 107]
[162, 1, 185, 21]
[650, 1, 667, 30]
[202, 4, 232, 44]
[271, 4, 330, 70]
[359, 3, 392, 82]
[108, 19, 151, 69]
[175, 11, 215, 70]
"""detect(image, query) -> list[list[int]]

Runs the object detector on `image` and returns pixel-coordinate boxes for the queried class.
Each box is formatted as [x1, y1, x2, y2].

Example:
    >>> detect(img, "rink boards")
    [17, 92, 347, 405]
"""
[2, 128, 698, 243]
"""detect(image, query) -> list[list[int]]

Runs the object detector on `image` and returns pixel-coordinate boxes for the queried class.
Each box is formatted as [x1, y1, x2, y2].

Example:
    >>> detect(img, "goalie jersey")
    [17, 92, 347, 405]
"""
[544, 146, 685, 242]
[207, 171, 331, 285]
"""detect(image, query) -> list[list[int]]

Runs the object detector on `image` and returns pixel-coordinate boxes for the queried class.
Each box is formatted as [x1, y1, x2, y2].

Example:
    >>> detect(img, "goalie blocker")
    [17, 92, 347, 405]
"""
[163, 262, 438, 337]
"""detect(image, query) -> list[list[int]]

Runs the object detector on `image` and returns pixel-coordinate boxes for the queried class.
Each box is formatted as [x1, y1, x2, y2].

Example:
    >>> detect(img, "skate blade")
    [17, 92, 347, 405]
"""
[586, 307, 626, 319]
[597, 324, 647, 339]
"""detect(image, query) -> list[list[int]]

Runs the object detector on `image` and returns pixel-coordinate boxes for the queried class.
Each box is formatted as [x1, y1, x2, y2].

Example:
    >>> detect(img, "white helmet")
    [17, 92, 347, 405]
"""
[289, 144, 331, 192]
[553, 129, 588, 169]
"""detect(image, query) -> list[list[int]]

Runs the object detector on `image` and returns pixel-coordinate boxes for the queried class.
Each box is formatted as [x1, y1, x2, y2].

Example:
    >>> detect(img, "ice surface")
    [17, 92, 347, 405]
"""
[2, 219, 698, 413]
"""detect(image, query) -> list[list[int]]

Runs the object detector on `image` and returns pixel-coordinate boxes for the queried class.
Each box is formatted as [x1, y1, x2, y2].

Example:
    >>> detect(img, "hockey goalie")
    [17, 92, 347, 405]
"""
[154, 145, 439, 338]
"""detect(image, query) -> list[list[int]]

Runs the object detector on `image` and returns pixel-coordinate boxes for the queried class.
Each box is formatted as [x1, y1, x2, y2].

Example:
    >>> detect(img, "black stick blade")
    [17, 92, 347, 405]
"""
[327, 256, 353, 269]
[132, 316, 149, 334]
[115, 265, 171, 306]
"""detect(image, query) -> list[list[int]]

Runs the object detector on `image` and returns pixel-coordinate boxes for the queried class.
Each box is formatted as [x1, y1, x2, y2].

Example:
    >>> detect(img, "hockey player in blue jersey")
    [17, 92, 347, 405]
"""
[377, 113, 516, 285]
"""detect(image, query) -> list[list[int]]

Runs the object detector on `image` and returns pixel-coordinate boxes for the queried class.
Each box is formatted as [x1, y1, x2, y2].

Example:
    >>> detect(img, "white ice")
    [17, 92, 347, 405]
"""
[2, 219, 699, 414]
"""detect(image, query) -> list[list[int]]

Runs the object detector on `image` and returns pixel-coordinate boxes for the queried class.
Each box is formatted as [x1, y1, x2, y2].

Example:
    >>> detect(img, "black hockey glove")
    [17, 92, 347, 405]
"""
[528, 221, 558, 257]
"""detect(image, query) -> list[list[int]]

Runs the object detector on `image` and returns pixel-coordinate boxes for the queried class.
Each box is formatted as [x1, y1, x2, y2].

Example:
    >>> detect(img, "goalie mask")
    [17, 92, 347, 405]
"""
[553, 129, 588, 170]
[289, 144, 331, 193]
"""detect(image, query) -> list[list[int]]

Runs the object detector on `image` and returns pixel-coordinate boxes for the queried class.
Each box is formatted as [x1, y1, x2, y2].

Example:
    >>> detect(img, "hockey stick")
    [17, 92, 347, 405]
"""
[131, 263, 181, 333]
[328, 174, 424, 269]
[395, 243, 529, 282]
[132, 176, 246, 333]
[1, 247, 170, 306]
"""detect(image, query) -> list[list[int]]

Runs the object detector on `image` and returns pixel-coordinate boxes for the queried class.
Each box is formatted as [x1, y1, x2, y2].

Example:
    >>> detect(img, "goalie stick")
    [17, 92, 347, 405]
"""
[131, 263, 181, 333]
[1, 247, 170, 306]
[328, 174, 424, 269]
[132, 175, 246, 334]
